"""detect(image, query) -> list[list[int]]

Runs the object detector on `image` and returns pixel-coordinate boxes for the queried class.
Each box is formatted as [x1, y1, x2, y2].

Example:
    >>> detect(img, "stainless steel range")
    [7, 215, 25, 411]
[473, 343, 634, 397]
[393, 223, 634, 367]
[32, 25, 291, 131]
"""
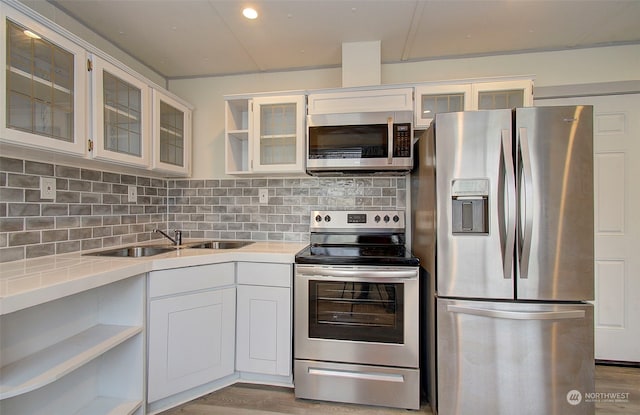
[294, 210, 420, 410]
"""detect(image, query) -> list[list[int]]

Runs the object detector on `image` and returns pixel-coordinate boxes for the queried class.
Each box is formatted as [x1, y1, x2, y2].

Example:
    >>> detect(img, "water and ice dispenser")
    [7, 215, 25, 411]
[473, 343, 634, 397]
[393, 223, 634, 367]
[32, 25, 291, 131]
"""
[451, 179, 489, 234]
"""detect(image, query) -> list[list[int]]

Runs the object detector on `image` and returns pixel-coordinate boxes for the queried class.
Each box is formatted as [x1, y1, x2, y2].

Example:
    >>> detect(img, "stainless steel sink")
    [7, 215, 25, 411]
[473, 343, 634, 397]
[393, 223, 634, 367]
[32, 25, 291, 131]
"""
[185, 241, 254, 250]
[83, 240, 254, 257]
[84, 245, 176, 257]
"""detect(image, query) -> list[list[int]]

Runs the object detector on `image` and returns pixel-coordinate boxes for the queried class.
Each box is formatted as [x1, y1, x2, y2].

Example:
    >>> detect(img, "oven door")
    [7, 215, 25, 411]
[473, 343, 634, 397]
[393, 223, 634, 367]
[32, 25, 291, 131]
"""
[294, 264, 419, 368]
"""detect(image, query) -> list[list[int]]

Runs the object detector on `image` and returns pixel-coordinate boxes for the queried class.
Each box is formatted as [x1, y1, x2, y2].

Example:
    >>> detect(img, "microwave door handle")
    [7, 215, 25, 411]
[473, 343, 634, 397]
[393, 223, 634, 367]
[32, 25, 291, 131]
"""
[387, 117, 393, 164]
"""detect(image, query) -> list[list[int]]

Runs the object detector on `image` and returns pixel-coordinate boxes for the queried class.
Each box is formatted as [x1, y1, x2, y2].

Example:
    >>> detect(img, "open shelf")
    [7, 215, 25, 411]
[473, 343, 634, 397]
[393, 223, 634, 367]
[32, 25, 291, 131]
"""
[0, 324, 142, 399]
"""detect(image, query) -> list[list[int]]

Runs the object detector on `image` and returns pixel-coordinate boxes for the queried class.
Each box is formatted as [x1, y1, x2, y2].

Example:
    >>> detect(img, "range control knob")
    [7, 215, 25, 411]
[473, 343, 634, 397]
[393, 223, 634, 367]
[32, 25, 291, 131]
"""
[393, 215, 400, 223]
[374, 215, 381, 223]
[315, 215, 322, 222]
[324, 215, 331, 222]
[383, 215, 390, 223]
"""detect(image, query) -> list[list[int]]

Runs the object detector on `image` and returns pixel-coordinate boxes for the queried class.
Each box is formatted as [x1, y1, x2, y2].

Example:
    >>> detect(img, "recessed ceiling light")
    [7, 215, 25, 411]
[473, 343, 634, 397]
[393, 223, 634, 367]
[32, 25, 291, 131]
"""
[243, 7, 258, 19]
[23, 30, 41, 39]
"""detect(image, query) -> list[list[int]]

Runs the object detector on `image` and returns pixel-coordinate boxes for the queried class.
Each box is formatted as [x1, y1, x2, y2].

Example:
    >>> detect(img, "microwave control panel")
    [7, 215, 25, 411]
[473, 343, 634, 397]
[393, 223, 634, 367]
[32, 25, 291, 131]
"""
[393, 123, 412, 157]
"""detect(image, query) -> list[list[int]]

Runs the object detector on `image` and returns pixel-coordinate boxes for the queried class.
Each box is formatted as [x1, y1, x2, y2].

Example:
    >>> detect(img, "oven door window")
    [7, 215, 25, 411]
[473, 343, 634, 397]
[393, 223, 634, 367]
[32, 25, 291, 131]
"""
[308, 125, 388, 159]
[309, 280, 404, 343]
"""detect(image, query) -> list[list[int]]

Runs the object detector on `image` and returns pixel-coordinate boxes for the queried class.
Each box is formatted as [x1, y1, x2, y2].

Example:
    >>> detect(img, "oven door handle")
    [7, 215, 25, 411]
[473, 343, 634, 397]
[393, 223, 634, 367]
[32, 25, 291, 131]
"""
[296, 266, 417, 280]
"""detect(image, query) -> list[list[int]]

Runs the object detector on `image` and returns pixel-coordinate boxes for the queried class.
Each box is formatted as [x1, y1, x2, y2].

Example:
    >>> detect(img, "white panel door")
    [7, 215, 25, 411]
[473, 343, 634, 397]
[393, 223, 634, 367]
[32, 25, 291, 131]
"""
[236, 284, 291, 376]
[536, 94, 640, 362]
[147, 287, 236, 402]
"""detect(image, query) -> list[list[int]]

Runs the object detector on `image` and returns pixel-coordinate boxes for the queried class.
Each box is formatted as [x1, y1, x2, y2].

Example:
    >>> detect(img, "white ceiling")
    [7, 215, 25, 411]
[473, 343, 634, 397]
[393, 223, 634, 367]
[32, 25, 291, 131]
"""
[47, 0, 640, 80]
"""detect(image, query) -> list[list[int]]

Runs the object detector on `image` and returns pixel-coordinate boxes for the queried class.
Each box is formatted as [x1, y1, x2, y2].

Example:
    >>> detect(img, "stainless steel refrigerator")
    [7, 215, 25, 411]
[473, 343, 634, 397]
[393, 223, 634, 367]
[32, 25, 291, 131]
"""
[411, 106, 595, 415]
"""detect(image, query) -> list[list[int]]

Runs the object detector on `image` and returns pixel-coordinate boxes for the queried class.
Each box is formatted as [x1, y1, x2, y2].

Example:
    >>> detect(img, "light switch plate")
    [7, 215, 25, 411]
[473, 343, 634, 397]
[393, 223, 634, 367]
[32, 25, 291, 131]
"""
[40, 177, 56, 200]
[127, 185, 137, 203]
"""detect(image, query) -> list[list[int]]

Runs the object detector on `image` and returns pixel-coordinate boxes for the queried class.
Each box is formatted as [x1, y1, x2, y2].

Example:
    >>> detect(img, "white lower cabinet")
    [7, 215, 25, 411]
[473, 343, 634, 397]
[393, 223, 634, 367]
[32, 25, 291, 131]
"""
[147, 263, 236, 404]
[236, 262, 292, 378]
[0, 276, 145, 415]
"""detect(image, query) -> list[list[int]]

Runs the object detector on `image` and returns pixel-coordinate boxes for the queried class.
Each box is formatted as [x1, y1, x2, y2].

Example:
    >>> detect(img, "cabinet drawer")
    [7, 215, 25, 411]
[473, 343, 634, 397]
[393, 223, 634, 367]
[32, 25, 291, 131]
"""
[237, 262, 292, 287]
[149, 263, 235, 297]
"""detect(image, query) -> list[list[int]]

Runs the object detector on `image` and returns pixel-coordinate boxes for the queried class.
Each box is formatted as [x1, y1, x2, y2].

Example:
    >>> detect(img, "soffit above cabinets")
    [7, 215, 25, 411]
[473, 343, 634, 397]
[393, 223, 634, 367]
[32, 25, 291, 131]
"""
[45, 0, 640, 79]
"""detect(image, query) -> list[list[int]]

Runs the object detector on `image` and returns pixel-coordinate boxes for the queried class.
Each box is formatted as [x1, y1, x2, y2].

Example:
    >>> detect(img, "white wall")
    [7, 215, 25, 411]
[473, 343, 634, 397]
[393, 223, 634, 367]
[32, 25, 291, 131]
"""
[169, 44, 640, 178]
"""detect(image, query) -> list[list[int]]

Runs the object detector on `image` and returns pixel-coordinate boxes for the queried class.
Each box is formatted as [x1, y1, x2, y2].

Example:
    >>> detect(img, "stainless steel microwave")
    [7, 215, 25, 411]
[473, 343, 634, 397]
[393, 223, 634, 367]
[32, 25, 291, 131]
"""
[306, 111, 413, 175]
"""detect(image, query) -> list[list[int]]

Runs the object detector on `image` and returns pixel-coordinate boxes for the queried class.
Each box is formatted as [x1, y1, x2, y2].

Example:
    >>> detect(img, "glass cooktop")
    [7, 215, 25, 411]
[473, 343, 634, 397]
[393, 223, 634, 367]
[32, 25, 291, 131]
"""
[295, 244, 419, 266]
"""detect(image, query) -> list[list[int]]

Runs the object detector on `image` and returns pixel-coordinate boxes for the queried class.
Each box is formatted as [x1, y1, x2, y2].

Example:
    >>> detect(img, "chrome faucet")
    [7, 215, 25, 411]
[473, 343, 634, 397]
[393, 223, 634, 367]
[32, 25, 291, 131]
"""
[154, 229, 183, 246]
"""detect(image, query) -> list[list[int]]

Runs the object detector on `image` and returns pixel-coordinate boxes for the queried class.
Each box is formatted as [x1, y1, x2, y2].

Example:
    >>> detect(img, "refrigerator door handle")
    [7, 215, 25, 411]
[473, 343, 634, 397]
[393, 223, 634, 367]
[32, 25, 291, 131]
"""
[387, 116, 394, 165]
[501, 129, 517, 280]
[447, 304, 586, 320]
[518, 127, 534, 279]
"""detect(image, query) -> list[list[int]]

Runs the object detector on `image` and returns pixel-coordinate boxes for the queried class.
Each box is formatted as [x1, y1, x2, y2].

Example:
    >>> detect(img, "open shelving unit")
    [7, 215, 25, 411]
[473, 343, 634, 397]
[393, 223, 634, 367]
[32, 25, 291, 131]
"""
[0, 276, 145, 415]
[225, 98, 251, 174]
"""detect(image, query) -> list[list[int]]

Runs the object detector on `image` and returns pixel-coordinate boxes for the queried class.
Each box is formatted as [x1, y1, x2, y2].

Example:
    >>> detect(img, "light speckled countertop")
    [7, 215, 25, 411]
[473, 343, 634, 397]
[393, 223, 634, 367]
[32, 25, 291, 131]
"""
[0, 241, 307, 315]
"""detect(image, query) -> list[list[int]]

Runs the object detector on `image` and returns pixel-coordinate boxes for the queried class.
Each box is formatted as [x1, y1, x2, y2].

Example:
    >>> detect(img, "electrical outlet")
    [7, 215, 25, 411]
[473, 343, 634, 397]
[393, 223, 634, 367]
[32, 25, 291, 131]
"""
[127, 185, 137, 203]
[40, 177, 56, 200]
[259, 188, 268, 204]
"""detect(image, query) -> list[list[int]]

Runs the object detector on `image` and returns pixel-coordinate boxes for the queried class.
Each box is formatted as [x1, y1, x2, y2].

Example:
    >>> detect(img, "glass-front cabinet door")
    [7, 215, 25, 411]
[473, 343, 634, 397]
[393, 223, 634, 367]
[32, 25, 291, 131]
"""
[1, 9, 86, 155]
[251, 95, 305, 173]
[152, 89, 191, 175]
[90, 54, 150, 167]
[414, 84, 472, 128]
[472, 79, 533, 110]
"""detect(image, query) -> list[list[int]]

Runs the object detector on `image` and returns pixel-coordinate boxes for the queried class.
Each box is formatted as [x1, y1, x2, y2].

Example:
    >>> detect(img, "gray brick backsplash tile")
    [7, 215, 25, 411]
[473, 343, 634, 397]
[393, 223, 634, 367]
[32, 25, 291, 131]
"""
[8, 174, 39, 188]
[0, 188, 24, 202]
[69, 179, 92, 192]
[56, 217, 80, 228]
[24, 189, 44, 202]
[69, 228, 92, 240]
[26, 243, 55, 258]
[68, 205, 91, 215]
[25, 161, 54, 176]
[103, 172, 120, 183]
[57, 191, 80, 203]
[56, 178, 69, 191]
[8, 203, 40, 216]
[92, 182, 110, 193]
[9, 231, 40, 246]
[56, 240, 80, 254]
[0, 157, 24, 173]
[56, 165, 80, 179]
[42, 229, 69, 243]
[1, 218, 24, 232]
[0, 246, 25, 262]
[42, 204, 68, 216]
[81, 169, 101, 182]
[81, 239, 102, 250]
[26, 217, 55, 230]
[1, 156, 407, 262]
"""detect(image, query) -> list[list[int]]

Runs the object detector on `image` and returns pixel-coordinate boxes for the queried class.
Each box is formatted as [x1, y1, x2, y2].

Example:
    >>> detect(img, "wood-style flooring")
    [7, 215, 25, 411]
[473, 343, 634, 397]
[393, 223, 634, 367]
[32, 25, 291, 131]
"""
[160, 364, 639, 415]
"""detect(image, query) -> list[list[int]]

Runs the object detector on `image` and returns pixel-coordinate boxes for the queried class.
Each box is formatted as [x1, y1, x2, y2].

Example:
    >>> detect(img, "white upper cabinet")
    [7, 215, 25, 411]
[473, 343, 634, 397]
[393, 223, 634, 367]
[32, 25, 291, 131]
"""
[252, 95, 305, 174]
[152, 89, 191, 176]
[414, 84, 473, 128]
[2, 2, 193, 176]
[1, 6, 87, 156]
[472, 79, 533, 110]
[307, 88, 413, 115]
[225, 94, 306, 175]
[414, 78, 534, 128]
[89, 55, 151, 168]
